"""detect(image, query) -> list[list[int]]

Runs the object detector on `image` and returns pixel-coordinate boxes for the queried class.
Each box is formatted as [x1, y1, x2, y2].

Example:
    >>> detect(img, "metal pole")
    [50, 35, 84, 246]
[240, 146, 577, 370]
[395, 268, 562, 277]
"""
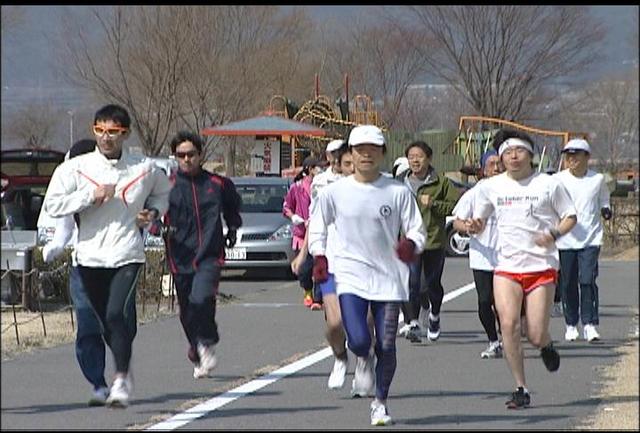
[67, 110, 74, 148]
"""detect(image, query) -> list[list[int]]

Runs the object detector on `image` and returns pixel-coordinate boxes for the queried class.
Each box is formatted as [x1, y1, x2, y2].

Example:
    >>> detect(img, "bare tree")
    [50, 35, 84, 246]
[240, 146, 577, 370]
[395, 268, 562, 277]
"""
[56, 6, 313, 175]
[5, 102, 58, 149]
[401, 6, 605, 121]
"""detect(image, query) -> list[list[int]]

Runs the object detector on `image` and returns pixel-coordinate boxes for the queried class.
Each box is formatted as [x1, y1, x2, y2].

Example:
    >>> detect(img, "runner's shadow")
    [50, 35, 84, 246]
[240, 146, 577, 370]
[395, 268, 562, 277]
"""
[400, 412, 569, 426]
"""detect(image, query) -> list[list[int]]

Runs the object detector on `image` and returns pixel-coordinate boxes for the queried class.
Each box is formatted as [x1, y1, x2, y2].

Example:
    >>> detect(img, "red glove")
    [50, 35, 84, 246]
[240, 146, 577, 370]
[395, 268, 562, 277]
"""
[313, 255, 329, 283]
[395, 237, 417, 263]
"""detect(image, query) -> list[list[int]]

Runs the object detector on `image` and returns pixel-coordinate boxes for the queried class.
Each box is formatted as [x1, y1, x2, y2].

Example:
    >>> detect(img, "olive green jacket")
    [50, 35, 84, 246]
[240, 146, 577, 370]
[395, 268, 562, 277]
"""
[399, 167, 460, 250]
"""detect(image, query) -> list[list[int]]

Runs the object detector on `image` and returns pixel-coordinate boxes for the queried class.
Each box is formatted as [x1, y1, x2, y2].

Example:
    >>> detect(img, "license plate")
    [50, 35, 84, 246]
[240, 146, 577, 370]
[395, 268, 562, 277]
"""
[225, 247, 246, 260]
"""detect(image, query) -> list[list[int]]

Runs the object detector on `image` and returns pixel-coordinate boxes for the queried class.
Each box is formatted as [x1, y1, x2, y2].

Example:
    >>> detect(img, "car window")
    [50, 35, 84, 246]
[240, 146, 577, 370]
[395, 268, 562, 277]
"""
[236, 184, 288, 213]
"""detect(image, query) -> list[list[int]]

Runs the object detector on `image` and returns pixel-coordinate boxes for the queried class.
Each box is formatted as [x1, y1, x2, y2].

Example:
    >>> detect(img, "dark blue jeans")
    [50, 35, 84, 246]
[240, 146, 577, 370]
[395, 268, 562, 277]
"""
[69, 266, 107, 390]
[559, 246, 601, 326]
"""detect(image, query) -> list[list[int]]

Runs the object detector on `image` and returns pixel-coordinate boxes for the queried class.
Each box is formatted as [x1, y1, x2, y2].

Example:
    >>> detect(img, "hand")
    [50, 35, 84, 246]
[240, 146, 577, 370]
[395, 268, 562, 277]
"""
[466, 218, 486, 235]
[601, 207, 612, 221]
[147, 219, 164, 236]
[419, 194, 432, 208]
[93, 184, 116, 206]
[291, 214, 305, 225]
[312, 255, 329, 283]
[136, 209, 156, 228]
[225, 228, 237, 248]
[534, 231, 555, 247]
[395, 237, 417, 263]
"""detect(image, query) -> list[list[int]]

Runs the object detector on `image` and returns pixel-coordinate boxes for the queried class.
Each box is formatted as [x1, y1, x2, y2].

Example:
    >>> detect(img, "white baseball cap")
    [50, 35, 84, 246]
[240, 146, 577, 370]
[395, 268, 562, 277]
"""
[348, 125, 385, 147]
[562, 138, 591, 154]
[325, 139, 345, 153]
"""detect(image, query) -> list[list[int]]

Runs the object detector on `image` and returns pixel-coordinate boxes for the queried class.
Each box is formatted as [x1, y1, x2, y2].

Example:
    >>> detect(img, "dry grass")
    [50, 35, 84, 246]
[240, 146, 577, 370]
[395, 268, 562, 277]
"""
[1, 302, 177, 361]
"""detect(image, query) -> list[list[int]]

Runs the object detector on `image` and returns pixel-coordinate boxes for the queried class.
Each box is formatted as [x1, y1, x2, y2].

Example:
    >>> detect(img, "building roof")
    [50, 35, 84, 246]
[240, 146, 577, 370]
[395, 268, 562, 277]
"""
[201, 114, 325, 137]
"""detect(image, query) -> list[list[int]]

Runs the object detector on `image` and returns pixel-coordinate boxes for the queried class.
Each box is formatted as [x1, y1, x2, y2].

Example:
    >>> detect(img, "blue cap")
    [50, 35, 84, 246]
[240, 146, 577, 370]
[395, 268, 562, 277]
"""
[480, 149, 498, 169]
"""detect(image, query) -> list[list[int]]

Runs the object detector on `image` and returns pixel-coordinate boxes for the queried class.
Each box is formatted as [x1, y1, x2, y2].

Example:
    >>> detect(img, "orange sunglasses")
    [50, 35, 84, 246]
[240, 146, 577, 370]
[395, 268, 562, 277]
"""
[93, 124, 129, 137]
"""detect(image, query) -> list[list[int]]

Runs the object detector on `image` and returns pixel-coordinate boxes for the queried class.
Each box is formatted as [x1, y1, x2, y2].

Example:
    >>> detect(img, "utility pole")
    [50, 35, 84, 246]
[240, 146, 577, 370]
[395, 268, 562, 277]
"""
[67, 109, 74, 148]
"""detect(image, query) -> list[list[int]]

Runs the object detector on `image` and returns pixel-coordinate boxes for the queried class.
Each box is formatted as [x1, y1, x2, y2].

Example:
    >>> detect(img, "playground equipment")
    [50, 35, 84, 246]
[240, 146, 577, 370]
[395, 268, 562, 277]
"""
[446, 115, 589, 180]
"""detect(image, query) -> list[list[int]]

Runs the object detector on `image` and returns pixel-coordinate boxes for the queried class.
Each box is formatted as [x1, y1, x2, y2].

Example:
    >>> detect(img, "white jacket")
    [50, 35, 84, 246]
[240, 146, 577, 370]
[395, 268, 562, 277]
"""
[43, 147, 171, 268]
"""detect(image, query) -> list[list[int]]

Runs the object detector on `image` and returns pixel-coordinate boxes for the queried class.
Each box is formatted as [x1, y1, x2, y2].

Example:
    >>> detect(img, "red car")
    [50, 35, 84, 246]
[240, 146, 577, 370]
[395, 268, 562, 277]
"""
[1, 148, 65, 239]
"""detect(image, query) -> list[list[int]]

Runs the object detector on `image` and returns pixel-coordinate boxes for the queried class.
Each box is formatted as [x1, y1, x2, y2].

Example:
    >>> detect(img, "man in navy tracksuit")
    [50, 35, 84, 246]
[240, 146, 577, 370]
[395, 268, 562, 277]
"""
[162, 130, 242, 379]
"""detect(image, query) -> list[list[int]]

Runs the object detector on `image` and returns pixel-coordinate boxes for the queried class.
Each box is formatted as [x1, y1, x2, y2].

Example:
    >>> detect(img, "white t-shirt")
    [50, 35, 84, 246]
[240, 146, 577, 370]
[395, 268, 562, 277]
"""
[452, 179, 498, 271]
[308, 174, 426, 301]
[553, 169, 610, 249]
[309, 168, 344, 273]
[473, 172, 577, 273]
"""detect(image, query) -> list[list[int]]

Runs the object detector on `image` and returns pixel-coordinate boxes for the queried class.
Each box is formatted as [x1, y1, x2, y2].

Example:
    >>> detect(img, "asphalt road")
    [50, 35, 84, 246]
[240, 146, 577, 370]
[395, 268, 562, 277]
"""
[1, 258, 638, 430]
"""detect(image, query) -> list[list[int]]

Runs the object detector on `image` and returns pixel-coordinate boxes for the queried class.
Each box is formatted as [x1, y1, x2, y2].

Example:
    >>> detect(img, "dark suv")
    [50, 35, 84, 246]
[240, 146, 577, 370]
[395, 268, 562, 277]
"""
[1, 148, 65, 237]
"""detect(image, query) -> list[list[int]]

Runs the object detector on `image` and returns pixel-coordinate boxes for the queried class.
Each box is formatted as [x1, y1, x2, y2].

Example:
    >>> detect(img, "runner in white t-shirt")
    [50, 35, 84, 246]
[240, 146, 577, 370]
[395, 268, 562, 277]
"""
[452, 149, 504, 359]
[308, 125, 426, 426]
[465, 129, 577, 410]
[553, 138, 611, 343]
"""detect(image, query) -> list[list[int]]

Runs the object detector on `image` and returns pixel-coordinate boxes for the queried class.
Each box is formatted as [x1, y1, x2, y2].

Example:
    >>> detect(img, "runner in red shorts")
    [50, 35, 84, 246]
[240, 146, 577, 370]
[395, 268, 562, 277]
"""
[465, 129, 577, 409]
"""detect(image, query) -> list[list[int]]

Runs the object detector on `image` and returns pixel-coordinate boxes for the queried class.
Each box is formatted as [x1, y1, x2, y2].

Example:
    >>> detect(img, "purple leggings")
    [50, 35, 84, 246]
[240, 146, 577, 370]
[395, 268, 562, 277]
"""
[339, 293, 400, 400]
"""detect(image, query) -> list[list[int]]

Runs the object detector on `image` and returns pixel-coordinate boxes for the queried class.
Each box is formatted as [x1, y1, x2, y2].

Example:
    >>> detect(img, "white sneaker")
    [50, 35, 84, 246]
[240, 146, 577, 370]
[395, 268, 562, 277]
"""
[583, 324, 601, 342]
[106, 376, 131, 408]
[397, 322, 412, 337]
[197, 342, 218, 374]
[480, 341, 503, 359]
[565, 325, 579, 341]
[370, 400, 393, 426]
[351, 354, 375, 397]
[328, 356, 348, 389]
[193, 364, 211, 379]
[88, 386, 109, 406]
[427, 313, 441, 341]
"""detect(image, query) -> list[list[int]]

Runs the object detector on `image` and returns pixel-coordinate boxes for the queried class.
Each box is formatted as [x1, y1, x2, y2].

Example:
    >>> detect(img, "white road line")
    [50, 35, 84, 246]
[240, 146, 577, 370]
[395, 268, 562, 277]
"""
[146, 281, 476, 431]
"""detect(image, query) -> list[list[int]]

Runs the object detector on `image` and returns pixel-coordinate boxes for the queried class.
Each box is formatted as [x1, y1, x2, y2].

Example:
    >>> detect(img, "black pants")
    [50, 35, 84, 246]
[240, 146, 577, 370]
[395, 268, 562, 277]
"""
[472, 269, 500, 342]
[78, 263, 141, 374]
[402, 248, 446, 321]
[173, 261, 221, 349]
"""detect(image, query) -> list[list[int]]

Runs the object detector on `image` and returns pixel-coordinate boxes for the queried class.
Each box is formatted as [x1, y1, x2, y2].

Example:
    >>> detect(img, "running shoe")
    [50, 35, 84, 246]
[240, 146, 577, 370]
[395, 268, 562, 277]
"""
[540, 342, 560, 372]
[397, 321, 414, 337]
[505, 387, 530, 409]
[193, 364, 211, 379]
[583, 324, 601, 342]
[480, 341, 503, 359]
[427, 314, 441, 341]
[106, 376, 131, 408]
[303, 290, 314, 307]
[351, 354, 375, 397]
[328, 355, 348, 389]
[404, 321, 423, 343]
[564, 325, 579, 341]
[197, 342, 218, 373]
[310, 302, 323, 311]
[370, 400, 393, 426]
[88, 386, 109, 407]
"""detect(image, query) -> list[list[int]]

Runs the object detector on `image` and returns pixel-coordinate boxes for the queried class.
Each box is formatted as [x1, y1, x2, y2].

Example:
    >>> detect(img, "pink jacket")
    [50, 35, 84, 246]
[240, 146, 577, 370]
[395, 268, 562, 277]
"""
[283, 176, 312, 250]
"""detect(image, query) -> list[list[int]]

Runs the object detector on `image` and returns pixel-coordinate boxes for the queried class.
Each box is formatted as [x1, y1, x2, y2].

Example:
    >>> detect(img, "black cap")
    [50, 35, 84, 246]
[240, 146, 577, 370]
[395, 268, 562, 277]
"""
[302, 156, 319, 169]
[69, 139, 97, 158]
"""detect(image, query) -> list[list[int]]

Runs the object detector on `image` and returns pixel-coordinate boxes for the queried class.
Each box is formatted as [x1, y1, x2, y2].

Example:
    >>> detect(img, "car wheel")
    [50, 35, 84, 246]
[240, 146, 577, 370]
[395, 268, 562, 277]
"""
[446, 228, 470, 257]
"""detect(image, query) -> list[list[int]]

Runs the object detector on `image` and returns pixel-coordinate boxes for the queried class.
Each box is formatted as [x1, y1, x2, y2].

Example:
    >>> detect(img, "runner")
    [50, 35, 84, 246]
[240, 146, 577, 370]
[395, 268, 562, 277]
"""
[283, 156, 321, 308]
[308, 124, 426, 426]
[161, 130, 242, 379]
[39, 138, 118, 406]
[43, 104, 172, 408]
[554, 138, 611, 342]
[467, 129, 577, 409]
[452, 149, 504, 358]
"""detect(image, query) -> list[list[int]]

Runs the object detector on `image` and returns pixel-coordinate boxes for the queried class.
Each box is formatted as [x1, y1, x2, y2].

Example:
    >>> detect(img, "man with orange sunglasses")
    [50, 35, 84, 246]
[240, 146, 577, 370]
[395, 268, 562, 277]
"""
[44, 104, 172, 408]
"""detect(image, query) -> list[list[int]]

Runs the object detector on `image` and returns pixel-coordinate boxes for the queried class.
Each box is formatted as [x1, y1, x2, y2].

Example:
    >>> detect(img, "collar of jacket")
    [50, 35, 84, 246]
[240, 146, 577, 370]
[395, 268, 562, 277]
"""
[402, 165, 439, 187]
[176, 167, 205, 179]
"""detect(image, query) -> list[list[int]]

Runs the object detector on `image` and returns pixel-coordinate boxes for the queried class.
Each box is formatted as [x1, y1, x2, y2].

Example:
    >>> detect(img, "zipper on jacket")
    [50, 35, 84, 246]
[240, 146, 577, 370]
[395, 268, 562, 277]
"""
[191, 177, 203, 270]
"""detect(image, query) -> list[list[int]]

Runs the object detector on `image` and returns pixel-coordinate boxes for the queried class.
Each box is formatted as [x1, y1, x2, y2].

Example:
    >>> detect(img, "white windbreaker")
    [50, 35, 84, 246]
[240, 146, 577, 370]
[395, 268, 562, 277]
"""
[43, 147, 171, 268]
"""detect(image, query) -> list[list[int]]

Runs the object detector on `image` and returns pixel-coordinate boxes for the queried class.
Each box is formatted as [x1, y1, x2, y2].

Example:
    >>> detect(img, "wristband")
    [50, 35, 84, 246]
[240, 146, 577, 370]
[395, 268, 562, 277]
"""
[549, 228, 561, 241]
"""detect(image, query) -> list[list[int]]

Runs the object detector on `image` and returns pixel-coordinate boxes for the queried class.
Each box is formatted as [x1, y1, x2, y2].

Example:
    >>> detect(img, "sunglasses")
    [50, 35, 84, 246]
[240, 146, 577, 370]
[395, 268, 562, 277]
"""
[93, 125, 128, 137]
[175, 150, 199, 159]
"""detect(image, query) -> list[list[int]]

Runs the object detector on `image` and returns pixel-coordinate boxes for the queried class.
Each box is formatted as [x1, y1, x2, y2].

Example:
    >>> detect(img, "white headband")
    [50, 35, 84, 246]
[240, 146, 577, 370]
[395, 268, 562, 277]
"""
[498, 138, 533, 157]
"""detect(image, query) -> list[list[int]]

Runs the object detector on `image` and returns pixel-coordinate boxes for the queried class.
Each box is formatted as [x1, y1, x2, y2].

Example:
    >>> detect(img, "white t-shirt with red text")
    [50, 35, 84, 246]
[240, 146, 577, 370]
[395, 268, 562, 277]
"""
[473, 172, 576, 273]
